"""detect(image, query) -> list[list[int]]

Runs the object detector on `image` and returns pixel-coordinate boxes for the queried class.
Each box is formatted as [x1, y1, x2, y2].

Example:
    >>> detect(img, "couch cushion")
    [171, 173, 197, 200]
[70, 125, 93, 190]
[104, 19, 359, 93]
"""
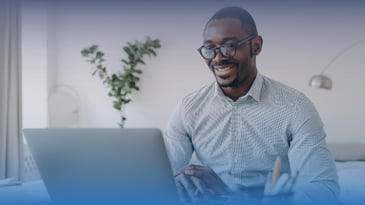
[328, 142, 365, 161]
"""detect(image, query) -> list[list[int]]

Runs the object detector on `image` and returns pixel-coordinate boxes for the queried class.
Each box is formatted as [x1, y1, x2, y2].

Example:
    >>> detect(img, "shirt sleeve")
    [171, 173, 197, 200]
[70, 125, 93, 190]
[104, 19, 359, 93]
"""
[289, 94, 340, 203]
[163, 100, 194, 172]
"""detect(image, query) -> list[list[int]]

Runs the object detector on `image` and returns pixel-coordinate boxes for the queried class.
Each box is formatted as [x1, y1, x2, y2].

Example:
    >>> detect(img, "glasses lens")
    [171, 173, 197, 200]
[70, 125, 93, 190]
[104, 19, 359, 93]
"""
[221, 45, 235, 57]
[201, 47, 215, 59]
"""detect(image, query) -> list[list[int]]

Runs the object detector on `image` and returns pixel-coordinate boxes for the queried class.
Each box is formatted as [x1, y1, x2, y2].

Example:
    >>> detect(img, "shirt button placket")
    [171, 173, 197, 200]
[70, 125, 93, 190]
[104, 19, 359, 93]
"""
[232, 104, 236, 112]
[230, 102, 240, 174]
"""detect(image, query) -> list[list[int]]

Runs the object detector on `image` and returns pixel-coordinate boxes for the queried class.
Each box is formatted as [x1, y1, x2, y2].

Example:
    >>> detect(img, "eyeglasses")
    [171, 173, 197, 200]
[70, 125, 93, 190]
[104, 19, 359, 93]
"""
[198, 35, 256, 60]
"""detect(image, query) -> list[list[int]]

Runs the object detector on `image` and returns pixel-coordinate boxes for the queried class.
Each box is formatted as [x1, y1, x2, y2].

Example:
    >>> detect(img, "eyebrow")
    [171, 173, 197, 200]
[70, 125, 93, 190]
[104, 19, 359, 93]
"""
[203, 36, 240, 45]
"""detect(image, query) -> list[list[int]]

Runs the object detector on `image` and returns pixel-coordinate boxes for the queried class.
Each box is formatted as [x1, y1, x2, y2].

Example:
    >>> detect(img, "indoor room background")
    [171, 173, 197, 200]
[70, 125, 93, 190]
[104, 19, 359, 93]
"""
[22, 0, 365, 143]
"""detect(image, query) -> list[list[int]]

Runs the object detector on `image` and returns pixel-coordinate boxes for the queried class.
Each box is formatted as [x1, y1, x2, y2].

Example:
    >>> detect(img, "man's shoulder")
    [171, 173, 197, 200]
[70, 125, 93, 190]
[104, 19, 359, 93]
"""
[262, 75, 307, 105]
[180, 82, 215, 110]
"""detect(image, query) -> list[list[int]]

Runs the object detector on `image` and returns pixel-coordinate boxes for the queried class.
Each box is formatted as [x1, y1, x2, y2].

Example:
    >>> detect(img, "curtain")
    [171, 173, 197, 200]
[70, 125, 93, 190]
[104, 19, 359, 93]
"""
[0, 0, 23, 181]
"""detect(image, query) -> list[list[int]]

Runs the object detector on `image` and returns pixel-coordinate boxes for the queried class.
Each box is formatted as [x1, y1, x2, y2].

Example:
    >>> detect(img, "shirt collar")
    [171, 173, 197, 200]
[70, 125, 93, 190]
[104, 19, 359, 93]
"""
[213, 71, 264, 102]
[247, 72, 263, 102]
[213, 82, 224, 97]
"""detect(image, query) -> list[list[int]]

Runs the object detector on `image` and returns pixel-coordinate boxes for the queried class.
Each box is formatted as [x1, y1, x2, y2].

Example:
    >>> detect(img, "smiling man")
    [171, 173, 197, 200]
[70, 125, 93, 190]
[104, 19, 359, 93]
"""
[200, 15, 259, 101]
[164, 7, 339, 204]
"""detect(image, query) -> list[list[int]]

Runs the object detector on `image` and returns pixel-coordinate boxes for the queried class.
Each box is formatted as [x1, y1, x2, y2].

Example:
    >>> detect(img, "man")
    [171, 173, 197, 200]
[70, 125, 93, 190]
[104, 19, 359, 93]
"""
[164, 6, 339, 204]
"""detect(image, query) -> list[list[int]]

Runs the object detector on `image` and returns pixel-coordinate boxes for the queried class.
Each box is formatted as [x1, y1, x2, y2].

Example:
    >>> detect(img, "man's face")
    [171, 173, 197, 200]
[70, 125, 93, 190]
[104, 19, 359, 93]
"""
[202, 18, 260, 88]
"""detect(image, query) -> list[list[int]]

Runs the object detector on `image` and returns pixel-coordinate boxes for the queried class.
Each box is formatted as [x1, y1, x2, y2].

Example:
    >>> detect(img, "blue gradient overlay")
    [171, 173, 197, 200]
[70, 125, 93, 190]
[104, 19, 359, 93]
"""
[8, 0, 365, 204]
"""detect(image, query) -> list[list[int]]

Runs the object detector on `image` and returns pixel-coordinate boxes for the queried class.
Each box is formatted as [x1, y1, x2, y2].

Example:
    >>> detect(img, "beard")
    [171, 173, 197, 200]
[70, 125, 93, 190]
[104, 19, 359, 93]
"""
[216, 73, 239, 87]
[211, 61, 240, 88]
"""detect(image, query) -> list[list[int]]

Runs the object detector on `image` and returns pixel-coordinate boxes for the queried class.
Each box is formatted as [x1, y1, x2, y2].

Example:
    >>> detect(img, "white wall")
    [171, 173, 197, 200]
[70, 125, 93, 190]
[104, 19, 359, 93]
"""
[22, 0, 365, 142]
[22, 0, 49, 128]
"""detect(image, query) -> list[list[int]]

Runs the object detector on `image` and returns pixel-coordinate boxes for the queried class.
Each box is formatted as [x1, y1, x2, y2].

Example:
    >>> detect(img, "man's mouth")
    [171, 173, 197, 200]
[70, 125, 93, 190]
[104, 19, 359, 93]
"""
[212, 63, 237, 75]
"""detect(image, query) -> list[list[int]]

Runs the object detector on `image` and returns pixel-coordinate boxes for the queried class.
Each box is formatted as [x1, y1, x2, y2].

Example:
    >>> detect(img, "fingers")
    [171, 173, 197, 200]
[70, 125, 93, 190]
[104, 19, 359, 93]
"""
[265, 172, 295, 196]
[264, 172, 273, 195]
[174, 164, 201, 177]
[190, 175, 213, 197]
[183, 165, 229, 195]
[174, 164, 228, 202]
[281, 177, 294, 194]
[175, 176, 190, 203]
[175, 174, 199, 203]
[271, 173, 289, 195]
[175, 174, 214, 203]
[175, 164, 206, 177]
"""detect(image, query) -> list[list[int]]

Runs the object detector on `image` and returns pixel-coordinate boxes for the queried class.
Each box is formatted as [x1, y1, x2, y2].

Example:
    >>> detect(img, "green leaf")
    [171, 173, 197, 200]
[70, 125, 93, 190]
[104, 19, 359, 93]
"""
[89, 45, 98, 52]
[136, 59, 145, 65]
[113, 101, 121, 110]
[81, 49, 90, 56]
[132, 69, 142, 74]
[121, 59, 129, 65]
[96, 51, 104, 59]
[123, 47, 132, 55]
[148, 49, 156, 56]
[98, 71, 105, 80]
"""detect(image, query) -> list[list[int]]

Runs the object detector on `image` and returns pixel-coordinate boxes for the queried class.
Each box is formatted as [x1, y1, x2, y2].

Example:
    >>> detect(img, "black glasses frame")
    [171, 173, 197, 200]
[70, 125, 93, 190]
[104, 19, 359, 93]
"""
[198, 35, 257, 60]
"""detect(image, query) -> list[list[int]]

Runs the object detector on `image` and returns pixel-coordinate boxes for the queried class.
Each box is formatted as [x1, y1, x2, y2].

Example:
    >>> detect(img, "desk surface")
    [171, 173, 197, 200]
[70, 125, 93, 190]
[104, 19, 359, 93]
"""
[0, 180, 50, 204]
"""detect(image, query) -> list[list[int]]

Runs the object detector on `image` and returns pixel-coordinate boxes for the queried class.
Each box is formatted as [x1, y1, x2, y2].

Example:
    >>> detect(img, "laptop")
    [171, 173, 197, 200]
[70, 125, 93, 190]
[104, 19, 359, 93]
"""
[23, 128, 180, 205]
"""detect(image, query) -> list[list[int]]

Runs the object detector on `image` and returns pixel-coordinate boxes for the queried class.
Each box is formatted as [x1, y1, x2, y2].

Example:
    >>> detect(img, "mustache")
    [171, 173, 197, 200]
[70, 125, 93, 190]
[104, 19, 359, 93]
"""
[211, 61, 238, 69]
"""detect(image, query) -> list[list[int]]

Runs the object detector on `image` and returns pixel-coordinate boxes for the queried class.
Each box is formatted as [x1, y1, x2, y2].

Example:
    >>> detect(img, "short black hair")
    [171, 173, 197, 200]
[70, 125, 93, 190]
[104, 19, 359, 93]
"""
[205, 7, 258, 36]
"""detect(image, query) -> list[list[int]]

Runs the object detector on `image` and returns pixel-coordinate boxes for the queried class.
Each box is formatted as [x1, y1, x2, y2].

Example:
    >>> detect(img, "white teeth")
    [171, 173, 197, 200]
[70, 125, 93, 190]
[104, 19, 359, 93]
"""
[215, 64, 233, 71]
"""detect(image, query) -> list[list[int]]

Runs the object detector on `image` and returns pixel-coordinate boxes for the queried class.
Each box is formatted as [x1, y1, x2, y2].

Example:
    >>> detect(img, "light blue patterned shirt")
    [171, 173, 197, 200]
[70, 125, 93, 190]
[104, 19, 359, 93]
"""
[164, 72, 339, 201]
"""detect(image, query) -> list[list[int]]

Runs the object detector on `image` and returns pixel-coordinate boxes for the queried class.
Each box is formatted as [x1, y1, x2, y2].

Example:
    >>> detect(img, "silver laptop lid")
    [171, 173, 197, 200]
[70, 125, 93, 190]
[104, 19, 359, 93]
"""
[23, 128, 179, 204]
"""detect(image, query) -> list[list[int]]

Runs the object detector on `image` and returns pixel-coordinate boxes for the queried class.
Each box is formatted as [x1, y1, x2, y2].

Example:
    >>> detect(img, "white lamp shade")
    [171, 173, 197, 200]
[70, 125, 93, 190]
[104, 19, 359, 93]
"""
[309, 75, 332, 90]
[48, 85, 80, 127]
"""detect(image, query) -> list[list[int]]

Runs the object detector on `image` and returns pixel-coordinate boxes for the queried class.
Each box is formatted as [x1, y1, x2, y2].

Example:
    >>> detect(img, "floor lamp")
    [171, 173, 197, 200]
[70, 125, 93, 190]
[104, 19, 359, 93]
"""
[309, 38, 365, 90]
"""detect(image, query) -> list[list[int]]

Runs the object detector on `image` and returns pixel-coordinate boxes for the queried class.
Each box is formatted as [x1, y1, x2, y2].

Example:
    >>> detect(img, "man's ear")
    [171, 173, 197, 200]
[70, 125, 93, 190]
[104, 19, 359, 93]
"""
[253, 36, 263, 55]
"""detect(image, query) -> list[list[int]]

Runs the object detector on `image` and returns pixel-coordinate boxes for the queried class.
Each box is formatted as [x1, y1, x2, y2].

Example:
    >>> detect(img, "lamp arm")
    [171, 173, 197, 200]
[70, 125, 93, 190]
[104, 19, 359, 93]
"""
[320, 38, 365, 74]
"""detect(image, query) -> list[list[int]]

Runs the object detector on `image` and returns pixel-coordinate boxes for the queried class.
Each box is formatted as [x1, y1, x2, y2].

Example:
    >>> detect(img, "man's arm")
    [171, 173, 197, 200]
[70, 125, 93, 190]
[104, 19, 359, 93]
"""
[288, 94, 339, 203]
[164, 101, 230, 203]
[164, 101, 194, 171]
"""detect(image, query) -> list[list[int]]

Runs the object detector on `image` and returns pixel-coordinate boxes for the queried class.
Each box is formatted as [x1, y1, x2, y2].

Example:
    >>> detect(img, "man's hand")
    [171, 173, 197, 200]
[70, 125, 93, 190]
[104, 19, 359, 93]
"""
[264, 172, 297, 196]
[174, 164, 230, 203]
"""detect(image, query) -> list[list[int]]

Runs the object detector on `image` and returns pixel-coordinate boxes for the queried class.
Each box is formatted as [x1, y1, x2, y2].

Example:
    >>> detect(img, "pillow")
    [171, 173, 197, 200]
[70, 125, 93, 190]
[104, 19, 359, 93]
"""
[327, 142, 365, 161]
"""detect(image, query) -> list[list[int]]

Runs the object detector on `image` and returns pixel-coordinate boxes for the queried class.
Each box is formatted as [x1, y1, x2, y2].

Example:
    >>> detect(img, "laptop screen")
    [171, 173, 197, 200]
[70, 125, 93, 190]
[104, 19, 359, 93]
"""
[23, 128, 179, 204]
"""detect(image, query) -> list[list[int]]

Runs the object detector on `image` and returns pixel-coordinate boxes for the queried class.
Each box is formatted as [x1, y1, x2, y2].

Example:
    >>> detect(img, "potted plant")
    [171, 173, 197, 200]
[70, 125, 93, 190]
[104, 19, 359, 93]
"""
[81, 36, 161, 127]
